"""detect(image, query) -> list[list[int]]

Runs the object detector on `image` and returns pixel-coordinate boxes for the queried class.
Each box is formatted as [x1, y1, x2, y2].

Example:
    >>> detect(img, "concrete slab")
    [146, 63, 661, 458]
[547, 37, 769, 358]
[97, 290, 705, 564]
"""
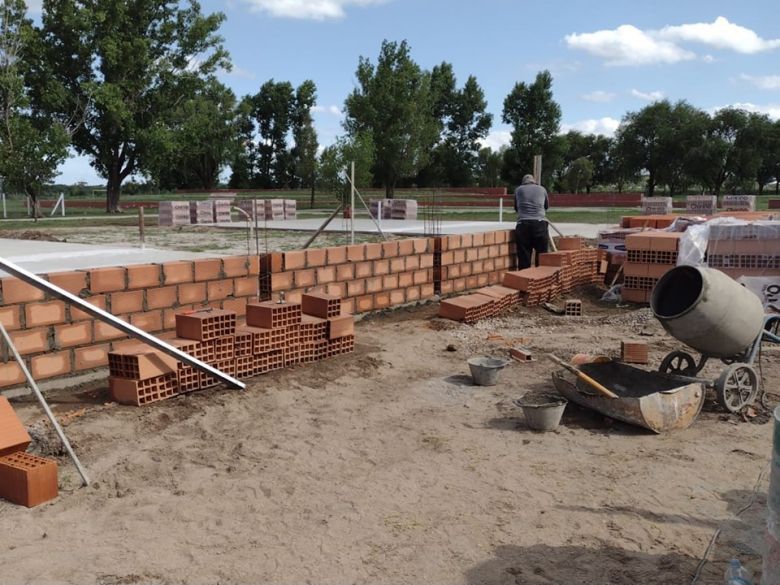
[205, 219, 614, 239]
[0, 239, 213, 277]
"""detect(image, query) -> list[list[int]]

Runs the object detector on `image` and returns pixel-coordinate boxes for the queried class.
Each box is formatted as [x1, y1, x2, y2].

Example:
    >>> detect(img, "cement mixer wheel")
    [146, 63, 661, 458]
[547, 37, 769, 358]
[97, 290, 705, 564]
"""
[716, 363, 759, 413]
[659, 351, 698, 376]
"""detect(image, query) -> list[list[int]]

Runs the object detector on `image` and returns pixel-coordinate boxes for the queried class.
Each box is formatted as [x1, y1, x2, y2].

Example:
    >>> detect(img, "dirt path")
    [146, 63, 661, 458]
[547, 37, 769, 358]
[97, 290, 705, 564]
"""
[2, 296, 777, 585]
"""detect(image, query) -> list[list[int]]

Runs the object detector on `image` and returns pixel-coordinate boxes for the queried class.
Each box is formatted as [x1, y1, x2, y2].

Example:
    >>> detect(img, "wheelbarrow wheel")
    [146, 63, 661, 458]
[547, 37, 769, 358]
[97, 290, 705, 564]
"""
[716, 363, 759, 413]
[659, 351, 698, 376]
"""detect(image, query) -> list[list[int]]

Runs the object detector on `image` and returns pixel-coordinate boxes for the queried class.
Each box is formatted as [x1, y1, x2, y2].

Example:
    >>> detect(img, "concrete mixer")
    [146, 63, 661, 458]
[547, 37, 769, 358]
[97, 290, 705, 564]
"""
[650, 265, 780, 413]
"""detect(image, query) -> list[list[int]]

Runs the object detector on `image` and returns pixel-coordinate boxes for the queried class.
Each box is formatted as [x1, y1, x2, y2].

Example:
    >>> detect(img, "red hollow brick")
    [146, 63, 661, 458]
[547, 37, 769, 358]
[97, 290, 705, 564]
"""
[46, 271, 87, 295]
[284, 250, 305, 271]
[0, 306, 21, 331]
[260, 253, 283, 274]
[0, 452, 58, 507]
[420, 254, 434, 268]
[405, 256, 420, 270]
[341, 298, 356, 315]
[9, 329, 49, 355]
[390, 257, 405, 273]
[146, 286, 178, 310]
[31, 351, 71, 379]
[316, 266, 336, 284]
[406, 286, 421, 301]
[326, 282, 347, 298]
[222, 256, 250, 277]
[54, 322, 92, 348]
[413, 270, 429, 285]
[110, 290, 144, 315]
[327, 246, 347, 265]
[194, 258, 223, 282]
[381, 241, 399, 258]
[269, 272, 293, 292]
[88, 266, 127, 293]
[336, 264, 355, 281]
[354, 262, 372, 279]
[383, 274, 399, 290]
[0, 362, 26, 388]
[373, 260, 390, 276]
[305, 248, 327, 268]
[389, 289, 405, 305]
[130, 310, 163, 333]
[365, 243, 382, 260]
[69, 295, 107, 321]
[461, 234, 473, 248]
[222, 298, 250, 317]
[247, 256, 261, 276]
[472, 233, 485, 247]
[398, 272, 413, 288]
[178, 282, 207, 305]
[347, 244, 365, 262]
[162, 261, 194, 285]
[365, 277, 382, 294]
[207, 280, 234, 301]
[397, 239, 414, 256]
[294, 269, 316, 288]
[412, 238, 429, 254]
[234, 277, 258, 297]
[1, 277, 45, 304]
[24, 301, 65, 328]
[94, 319, 128, 342]
[347, 279, 366, 297]
[374, 292, 390, 309]
[356, 295, 374, 313]
[127, 264, 162, 290]
[74, 344, 109, 371]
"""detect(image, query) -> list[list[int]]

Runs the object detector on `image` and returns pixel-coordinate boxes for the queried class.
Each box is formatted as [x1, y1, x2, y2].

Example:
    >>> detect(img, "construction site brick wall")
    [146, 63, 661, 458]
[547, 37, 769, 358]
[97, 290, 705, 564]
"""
[1, 230, 522, 390]
[0, 255, 260, 388]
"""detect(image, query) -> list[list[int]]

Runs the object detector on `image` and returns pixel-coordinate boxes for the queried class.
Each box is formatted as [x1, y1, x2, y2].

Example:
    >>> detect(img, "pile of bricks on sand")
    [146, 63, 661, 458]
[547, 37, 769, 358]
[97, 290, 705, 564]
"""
[438, 237, 606, 323]
[108, 292, 355, 407]
[0, 396, 58, 508]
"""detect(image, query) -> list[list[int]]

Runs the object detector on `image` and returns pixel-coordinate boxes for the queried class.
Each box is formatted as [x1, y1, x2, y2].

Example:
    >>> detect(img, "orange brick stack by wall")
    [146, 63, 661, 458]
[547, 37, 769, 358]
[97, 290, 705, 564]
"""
[0, 255, 260, 389]
[259, 238, 436, 314]
[622, 232, 681, 303]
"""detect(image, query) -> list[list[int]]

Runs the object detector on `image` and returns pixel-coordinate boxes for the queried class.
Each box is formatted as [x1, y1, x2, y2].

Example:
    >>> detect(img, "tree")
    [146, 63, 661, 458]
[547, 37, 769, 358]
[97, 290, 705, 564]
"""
[614, 100, 706, 196]
[476, 146, 503, 188]
[28, 0, 229, 212]
[0, 0, 69, 218]
[317, 132, 375, 206]
[252, 80, 295, 188]
[757, 119, 780, 195]
[154, 77, 240, 190]
[291, 80, 319, 205]
[344, 39, 438, 198]
[501, 70, 562, 187]
[561, 157, 593, 193]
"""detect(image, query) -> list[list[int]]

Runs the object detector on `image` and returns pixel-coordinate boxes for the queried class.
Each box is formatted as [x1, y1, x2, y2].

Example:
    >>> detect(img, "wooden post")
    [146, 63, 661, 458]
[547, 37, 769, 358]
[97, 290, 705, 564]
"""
[139, 206, 145, 249]
[533, 154, 542, 185]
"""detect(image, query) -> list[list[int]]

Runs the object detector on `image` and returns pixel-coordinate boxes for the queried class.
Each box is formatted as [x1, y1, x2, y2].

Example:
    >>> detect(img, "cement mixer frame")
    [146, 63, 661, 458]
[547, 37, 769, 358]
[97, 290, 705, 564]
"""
[658, 314, 780, 413]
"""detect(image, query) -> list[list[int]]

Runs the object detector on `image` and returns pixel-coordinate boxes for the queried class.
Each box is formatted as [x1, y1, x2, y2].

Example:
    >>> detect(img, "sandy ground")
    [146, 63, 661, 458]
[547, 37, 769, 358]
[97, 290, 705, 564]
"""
[2, 293, 779, 585]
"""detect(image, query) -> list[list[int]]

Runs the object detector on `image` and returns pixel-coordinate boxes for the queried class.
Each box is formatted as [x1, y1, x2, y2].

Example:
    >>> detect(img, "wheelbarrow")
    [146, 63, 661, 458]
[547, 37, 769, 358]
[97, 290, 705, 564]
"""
[651, 265, 780, 413]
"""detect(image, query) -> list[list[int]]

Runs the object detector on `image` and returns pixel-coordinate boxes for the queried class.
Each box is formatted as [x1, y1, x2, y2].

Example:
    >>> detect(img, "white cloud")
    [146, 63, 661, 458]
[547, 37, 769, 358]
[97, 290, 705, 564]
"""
[659, 16, 780, 54]
[740, 74, 780, 90]
[566, 17, 779, 66]
[565, 24, 695, 66]
[240, 0, 386, 20]
[312, 104, 343, 116]
[630, 88, 665, 101]
[710, 102, 780, 120]
[581, 90, 616, 102]
[478, 130, 511, 151]
[560, 117, 621, 136]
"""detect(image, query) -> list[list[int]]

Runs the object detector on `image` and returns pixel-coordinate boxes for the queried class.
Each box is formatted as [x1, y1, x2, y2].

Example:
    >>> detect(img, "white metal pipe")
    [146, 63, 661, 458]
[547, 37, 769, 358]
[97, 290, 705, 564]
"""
[0, 257, 245, 389]
[0, 323, 90, 486]
[499, 198, 503, 223]
[350, 162, 355, 245]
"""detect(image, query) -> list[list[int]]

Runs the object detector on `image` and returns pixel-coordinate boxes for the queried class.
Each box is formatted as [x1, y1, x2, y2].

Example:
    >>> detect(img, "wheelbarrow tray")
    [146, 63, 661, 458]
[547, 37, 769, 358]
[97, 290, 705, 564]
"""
[551, 361, 706, 433]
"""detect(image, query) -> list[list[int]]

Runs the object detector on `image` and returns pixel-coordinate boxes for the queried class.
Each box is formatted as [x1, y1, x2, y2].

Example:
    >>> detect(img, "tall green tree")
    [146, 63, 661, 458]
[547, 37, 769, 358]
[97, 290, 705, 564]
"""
[317, 132, 375, 205]
[476, 146, 503, 188]
[0, 0, 69, 217]
[344, 39, 438, 198]
[252, 79, 295, 188]
[291, 79, 319, 204]
[501, 70, 562, 187]
[614, 100, 707, 196]
[27, 0, 229, 212]
[154, 77, 240, 190]
[757, 119, 780, 195]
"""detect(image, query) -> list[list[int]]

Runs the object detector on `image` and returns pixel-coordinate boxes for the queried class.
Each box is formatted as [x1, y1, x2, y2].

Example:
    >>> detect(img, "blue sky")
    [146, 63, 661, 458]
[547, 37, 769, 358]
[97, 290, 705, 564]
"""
[51, 0, 780, 184]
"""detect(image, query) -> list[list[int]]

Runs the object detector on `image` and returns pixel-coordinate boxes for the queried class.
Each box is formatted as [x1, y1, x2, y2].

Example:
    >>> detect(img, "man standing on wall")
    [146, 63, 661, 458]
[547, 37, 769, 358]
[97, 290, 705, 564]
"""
[514, 174, 549, 269]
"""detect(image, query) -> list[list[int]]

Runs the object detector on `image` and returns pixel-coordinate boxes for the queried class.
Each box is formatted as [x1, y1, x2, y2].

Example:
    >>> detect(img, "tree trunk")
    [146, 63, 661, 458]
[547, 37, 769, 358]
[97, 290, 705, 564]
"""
[647, 172, 655, 197]
[310, 184, 315, 209]
[106, 166, 122, 213]
[385, 172, 395, 199]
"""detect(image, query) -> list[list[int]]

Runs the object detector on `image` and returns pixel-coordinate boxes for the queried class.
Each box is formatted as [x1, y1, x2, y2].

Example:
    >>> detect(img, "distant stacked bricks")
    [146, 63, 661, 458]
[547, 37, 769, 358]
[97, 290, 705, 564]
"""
[0, 396, 58, 507]
[108, 293, 355, 406]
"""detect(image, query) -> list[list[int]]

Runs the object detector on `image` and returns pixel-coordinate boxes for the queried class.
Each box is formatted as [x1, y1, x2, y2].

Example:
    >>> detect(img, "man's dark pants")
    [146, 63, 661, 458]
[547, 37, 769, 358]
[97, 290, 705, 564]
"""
[515, 220, 549, 269]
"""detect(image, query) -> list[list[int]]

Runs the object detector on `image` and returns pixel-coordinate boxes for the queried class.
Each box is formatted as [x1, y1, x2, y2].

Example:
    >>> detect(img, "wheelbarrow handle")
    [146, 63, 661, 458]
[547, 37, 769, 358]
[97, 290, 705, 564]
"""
[546, 354, 619, 399]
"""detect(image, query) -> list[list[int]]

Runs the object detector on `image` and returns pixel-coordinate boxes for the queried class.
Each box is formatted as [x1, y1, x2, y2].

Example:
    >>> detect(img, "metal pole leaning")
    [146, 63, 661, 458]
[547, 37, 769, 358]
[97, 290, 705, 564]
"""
[0, 257, 245, 390]
[0, 323, 90, 486]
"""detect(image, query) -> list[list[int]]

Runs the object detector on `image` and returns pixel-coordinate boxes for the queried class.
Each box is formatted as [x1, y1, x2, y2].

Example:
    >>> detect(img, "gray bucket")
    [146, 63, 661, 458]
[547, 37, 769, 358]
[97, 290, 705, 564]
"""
[514, 392, 568, 431]
[467, 356, 510, 386]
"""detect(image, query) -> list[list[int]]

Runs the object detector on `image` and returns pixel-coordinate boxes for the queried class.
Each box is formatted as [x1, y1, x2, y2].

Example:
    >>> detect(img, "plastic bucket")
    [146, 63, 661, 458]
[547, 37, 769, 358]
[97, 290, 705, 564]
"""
[514, 392, 568, 431]
[467, 356, 509, 386]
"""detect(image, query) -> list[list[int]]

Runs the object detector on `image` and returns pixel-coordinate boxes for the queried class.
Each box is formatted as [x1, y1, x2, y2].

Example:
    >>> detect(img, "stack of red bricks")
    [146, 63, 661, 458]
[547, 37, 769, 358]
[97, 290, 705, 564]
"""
[437, 285, 519, 323]
[434, 231, 514, 296]
[108, 293, 355, 406]
[0, 396, 58, 507]
[622, 231, 682, 303]
[259, 239, 435, 314]
[706, 222, 780, 278]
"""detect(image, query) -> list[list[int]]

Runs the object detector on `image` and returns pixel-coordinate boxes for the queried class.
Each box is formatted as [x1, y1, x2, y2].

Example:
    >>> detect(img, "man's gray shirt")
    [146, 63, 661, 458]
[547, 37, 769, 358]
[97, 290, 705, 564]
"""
[514, 184, 549, 222]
